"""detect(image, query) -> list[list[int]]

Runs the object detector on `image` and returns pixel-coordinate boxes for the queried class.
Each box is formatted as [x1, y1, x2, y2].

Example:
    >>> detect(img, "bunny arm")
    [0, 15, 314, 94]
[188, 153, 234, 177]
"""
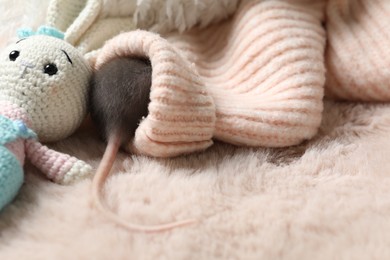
[25, 139, 93, 185]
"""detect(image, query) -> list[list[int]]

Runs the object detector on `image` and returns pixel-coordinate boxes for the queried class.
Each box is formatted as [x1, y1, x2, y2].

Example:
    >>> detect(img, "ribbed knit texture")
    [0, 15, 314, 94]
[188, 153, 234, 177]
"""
[168, 0, 326, 147]
[95, 0, 326, 157]
[325, 0, 390, 101]
[95, 31, 217, 157]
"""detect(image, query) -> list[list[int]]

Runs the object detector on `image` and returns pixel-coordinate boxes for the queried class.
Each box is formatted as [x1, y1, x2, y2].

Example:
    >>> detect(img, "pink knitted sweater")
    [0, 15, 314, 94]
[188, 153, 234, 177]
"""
[95, 0, 327, 157]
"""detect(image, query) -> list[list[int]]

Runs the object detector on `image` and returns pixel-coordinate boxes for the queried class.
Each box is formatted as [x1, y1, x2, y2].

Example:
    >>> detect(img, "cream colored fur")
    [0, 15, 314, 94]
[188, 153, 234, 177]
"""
[1, 0, 390, 259]
[2, 100, 390, 260]
[100, 0, 239, 33]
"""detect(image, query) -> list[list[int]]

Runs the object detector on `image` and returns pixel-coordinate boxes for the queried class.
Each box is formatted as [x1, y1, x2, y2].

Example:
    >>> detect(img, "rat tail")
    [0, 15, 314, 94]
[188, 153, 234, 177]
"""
[91, 134, 197, 233]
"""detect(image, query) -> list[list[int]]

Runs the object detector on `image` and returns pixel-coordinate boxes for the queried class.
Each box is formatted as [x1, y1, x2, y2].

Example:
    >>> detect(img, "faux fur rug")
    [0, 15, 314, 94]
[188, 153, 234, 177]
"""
[2, 1, 390, 260]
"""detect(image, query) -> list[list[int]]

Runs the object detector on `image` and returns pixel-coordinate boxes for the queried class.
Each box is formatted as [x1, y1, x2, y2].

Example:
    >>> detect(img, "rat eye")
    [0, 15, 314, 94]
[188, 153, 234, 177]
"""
[43, 63, 58, 76]
[9, 50, 20, 61]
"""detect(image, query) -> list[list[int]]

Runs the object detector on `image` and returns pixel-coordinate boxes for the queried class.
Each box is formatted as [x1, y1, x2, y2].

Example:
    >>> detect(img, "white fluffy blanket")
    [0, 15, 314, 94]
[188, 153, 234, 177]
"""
[1, 1, 390, 259]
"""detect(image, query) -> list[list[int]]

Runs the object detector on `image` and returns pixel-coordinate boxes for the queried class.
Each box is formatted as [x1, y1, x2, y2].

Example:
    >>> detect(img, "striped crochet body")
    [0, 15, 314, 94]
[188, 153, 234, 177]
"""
[0, 101, 92, 188]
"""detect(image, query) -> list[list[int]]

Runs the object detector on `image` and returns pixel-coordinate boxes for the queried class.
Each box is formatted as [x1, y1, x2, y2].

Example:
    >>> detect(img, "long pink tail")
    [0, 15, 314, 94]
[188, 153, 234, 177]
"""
[91, 134, 197, 233]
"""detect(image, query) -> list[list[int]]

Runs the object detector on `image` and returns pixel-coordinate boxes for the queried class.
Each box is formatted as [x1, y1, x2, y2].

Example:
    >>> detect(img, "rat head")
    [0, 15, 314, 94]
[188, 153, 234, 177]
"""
[0, 35, 91, 142]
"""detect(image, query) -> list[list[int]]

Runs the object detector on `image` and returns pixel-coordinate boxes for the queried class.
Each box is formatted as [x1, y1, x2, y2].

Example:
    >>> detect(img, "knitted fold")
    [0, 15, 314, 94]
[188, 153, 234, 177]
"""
[325, 0, 390, 101]
[95, 0, 326, 157]
[166, 0, 326, 147]
[95, 31, 216, 157]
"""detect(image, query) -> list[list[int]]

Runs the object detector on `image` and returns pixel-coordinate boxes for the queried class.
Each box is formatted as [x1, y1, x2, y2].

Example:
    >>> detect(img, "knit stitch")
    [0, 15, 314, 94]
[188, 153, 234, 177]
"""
[95, 0, 326, 157]
[325, 0, 390, 101]
[95, 31, 217, 157]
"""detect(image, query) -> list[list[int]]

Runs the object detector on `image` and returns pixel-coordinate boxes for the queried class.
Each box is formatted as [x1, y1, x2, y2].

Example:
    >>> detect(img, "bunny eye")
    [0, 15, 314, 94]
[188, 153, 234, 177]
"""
[9, 50, 20, 61]
[43, 63, 58, 76]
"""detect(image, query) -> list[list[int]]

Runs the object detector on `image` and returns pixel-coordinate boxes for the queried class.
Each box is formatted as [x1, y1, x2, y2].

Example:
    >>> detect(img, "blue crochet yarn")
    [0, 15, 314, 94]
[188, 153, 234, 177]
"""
[0, 146, 24, 210]
[0, 115, 36, 211]
[17, 25, 64, 40]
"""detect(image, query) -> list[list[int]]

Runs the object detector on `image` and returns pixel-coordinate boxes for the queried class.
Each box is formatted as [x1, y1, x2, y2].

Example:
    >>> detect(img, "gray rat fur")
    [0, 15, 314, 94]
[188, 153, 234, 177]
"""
[89, 57, 152, 146]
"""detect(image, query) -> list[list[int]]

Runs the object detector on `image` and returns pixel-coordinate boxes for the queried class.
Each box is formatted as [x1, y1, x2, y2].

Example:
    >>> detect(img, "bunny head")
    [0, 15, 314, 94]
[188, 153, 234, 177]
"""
[0, 35, 91, 142]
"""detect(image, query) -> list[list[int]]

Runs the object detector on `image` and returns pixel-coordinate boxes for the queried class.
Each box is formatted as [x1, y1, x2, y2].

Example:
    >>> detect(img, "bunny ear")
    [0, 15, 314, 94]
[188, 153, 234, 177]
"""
[45, 0, 102, 45]
[44, 0, 136, 60]
[63, 0, 102, 45]
[46, 0, 90, 33]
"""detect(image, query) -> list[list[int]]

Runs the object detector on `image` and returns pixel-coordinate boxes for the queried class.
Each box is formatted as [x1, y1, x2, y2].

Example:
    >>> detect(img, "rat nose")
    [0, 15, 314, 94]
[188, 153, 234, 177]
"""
[19, 59, 35, 78]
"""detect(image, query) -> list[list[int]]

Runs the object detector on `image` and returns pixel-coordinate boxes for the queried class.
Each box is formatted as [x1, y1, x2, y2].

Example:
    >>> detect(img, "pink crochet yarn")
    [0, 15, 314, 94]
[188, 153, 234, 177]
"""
[0, 101, 85, 183]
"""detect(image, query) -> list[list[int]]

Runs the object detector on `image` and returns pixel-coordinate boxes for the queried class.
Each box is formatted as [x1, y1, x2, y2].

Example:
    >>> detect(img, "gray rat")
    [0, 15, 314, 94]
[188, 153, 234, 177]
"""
[89, 56, 196, 232]
[89, 57, 151, 146]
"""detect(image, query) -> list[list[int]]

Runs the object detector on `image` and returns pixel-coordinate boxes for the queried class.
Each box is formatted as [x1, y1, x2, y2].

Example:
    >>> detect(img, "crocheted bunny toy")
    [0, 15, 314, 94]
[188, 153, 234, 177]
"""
[0, 32, 93, 210]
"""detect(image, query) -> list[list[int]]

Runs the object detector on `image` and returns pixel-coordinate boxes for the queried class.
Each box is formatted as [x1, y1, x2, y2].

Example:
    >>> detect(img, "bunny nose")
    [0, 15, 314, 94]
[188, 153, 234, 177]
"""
[20, 60, 35, 68]
[19, 60, 35, 79]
